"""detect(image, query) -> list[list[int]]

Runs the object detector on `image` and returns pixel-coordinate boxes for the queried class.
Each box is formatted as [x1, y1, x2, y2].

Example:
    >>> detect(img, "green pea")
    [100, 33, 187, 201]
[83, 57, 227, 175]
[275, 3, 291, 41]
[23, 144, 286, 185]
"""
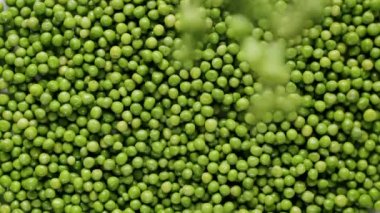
[363, 109, 378, 122]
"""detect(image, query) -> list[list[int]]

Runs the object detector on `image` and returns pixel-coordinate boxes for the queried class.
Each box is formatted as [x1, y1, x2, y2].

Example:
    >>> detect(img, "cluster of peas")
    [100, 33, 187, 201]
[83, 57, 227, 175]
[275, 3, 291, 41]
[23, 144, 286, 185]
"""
[0, 0, 380, 212]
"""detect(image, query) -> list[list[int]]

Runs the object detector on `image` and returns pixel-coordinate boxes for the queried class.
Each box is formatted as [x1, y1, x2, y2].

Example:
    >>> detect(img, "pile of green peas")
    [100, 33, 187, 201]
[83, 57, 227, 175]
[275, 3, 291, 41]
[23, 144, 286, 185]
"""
[0, 0, 380, 212]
